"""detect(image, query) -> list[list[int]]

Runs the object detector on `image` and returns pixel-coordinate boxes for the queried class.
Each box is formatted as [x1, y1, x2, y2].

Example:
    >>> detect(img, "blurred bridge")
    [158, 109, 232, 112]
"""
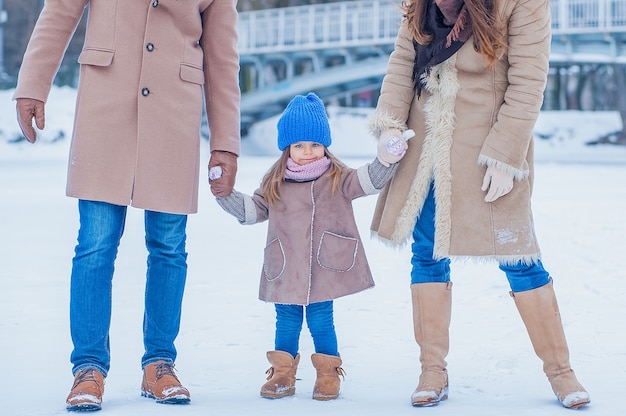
[237, 0, 626, 131]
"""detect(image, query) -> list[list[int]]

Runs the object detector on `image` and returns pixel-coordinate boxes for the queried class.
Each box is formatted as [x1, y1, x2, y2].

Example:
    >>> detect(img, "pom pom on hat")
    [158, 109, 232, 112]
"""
[277, 92, 332, 151]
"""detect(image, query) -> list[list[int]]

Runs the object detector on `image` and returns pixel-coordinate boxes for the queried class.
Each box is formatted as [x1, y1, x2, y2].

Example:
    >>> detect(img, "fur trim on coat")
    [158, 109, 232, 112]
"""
[368, 0, 550, 265]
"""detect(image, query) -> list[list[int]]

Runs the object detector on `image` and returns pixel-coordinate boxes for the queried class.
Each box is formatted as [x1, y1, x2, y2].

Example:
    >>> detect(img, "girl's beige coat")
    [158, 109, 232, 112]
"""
[368, 0, 551, 264]
[14, 0, 241, 214]
[242, 166, 379, 305]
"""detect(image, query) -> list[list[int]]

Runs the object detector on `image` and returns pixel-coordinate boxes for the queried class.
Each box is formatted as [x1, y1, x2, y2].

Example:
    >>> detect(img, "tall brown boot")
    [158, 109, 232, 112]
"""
[311, 353, 345, 400]
[260, 351, 300, 399]
[511, 280, 590, 409]
[410, 282, 452, 407]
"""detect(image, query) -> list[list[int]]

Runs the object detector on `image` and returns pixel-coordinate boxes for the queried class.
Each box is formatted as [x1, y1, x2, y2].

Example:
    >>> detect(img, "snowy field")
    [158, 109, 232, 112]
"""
[1, 87, 626, 415]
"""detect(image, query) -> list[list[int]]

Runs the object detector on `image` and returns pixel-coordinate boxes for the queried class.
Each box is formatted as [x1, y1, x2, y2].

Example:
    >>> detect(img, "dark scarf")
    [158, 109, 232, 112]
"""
[412, 0, 472, 97]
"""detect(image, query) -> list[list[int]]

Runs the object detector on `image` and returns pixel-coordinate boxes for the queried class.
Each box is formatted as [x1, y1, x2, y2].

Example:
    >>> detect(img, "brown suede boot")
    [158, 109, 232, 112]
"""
[66, 368, 105, 411]
[511, 280, 590, 409]
[410, 282, 452, 407]
[311, 353, 345, 401]
[260, 351, 300, 399]
[141, 361, 190, 404]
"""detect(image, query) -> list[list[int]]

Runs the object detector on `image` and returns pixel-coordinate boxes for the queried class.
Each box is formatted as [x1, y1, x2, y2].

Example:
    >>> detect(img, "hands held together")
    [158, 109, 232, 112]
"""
[208, 150, 238, 197]
[377, 128, 414, 167]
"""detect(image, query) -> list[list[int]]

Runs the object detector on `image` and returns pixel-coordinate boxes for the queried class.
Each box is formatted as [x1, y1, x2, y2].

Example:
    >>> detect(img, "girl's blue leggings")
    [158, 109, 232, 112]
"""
[274, 300, 338, 358]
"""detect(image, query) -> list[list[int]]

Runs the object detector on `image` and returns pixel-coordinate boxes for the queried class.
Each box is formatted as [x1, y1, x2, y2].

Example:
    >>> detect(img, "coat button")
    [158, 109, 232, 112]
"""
[141, 88, 150, 97]
[146, 43, 154, 52]
[152, 0, 158, 7]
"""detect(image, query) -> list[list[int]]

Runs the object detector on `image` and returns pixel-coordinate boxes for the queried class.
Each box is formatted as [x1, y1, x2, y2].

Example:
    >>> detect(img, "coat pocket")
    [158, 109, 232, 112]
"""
[263, 238, 286, 281]
[317, 231, 358, 272]
[77, 48, 115, 67]
[180, 63, 205, 85]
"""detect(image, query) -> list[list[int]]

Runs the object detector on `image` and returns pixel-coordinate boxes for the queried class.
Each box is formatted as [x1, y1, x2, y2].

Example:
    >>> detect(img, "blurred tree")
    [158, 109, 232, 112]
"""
[3, 0, 40, 77]
[3, 0, 85, 84]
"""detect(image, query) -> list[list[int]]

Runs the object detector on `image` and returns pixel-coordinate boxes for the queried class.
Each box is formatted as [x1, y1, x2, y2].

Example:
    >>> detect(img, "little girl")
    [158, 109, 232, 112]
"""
[213, 93, 408, 400]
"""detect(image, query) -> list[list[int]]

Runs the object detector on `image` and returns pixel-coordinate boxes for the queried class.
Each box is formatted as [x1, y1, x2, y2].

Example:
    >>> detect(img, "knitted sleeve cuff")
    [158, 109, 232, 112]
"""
[216, 190, 246, 223]
[368, 158, 398, 189]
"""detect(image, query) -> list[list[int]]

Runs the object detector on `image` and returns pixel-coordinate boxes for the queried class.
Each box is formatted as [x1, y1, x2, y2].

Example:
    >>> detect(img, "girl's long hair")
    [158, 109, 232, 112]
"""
[403, 0, 506, 67]
[260, 147, 348, 206]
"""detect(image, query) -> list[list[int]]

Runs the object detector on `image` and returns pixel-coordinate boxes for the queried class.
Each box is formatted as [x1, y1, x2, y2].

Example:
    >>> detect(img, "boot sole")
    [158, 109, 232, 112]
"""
[411, 391, 448, 407]
[563, 398, 591, 409]
[66, 403, 102, 412]
[141, 391, 190, 404]
[313, 394, 339, 401]
[260, 389, 296, 399]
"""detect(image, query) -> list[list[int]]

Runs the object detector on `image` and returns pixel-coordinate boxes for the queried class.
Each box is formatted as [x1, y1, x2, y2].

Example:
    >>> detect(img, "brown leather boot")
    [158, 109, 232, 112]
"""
[311, 353, 345, 401]
[141, 361, 190, 404]
[66, 368, 105, 411]
[512, 280, 590, 409]
[410, 282, 452, 407]
[260, 351, 300, 398]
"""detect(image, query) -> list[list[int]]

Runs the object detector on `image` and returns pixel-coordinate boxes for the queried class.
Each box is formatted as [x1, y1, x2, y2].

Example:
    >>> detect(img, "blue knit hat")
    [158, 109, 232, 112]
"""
[277, 93, 332, 151]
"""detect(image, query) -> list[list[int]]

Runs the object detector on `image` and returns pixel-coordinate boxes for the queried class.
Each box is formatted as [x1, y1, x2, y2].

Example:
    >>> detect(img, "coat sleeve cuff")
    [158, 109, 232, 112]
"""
[367, 110, 408, 139]
[478, 154, 529, 181]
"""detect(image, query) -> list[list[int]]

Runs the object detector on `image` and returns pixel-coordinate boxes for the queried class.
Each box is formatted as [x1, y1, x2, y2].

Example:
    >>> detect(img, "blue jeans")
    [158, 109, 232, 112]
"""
[274, 301, 338, 358]
[69, 200, 188, 376]
[410, 184, 550, 292]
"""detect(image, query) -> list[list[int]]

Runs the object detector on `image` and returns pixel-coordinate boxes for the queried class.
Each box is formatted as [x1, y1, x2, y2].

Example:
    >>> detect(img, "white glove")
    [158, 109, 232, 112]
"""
[377, 129, 412, 167]
[481, 164, 514, 202]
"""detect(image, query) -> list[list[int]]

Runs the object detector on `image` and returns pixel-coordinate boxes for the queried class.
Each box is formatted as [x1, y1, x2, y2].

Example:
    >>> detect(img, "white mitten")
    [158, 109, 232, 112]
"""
[481, 164, 514, 202]
[377, 129, 413, 167]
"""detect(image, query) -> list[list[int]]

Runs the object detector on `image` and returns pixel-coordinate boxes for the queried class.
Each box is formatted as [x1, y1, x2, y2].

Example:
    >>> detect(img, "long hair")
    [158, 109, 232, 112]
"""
[260, 147, 348, 206]
[402, 0, 506, 67]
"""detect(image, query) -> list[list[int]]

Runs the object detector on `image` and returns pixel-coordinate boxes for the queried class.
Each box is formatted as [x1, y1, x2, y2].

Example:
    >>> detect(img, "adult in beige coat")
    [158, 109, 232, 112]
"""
[368, 0, 589, 409]
[13, 0, 240, 411]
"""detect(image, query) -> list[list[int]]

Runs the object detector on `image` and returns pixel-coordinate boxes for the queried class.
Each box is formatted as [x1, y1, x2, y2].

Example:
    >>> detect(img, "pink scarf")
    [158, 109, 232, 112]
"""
[285, 157, 331, 181]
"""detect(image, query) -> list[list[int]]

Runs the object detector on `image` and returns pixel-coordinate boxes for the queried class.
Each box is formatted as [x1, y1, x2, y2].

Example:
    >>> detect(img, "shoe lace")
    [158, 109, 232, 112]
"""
[154, 362, 181, 382]
[336, 366, 346, 381]
[72, 369, 100, 389]
[265, 367, 275, 380]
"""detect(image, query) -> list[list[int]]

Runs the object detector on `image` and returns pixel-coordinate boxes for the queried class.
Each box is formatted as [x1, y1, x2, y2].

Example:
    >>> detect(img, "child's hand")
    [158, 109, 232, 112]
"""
[377, 129, 413, 166]
[208, 150, 238, 197]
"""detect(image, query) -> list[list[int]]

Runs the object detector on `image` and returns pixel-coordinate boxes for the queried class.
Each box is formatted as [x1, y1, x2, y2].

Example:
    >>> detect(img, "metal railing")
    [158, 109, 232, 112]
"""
[237, 0, 402, 55]
[553, 0, 626, 33]
[237, 0, 626, 56]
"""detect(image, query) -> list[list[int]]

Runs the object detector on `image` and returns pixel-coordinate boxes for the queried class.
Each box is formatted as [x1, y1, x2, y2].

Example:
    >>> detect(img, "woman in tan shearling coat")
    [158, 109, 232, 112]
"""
[13, 0, 240, 411]
[368, 0, 590, 409]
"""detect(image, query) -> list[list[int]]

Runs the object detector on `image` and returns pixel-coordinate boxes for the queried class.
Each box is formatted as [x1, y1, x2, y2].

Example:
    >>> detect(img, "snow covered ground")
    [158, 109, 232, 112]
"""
[2, 87, 626, 415]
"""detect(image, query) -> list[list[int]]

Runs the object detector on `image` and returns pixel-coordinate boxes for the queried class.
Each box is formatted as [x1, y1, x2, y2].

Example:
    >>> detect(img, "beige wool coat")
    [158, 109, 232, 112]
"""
[368, 0, 551, 264]
[13, 0, 241, 215]
[237, 166, 380, 305]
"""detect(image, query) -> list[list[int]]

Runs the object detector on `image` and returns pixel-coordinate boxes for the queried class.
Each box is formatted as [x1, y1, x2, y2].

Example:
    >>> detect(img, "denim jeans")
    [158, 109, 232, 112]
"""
[274, 301, 338, 358]
[410, 184, 550, 292]
[69, 200, 188, 376]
